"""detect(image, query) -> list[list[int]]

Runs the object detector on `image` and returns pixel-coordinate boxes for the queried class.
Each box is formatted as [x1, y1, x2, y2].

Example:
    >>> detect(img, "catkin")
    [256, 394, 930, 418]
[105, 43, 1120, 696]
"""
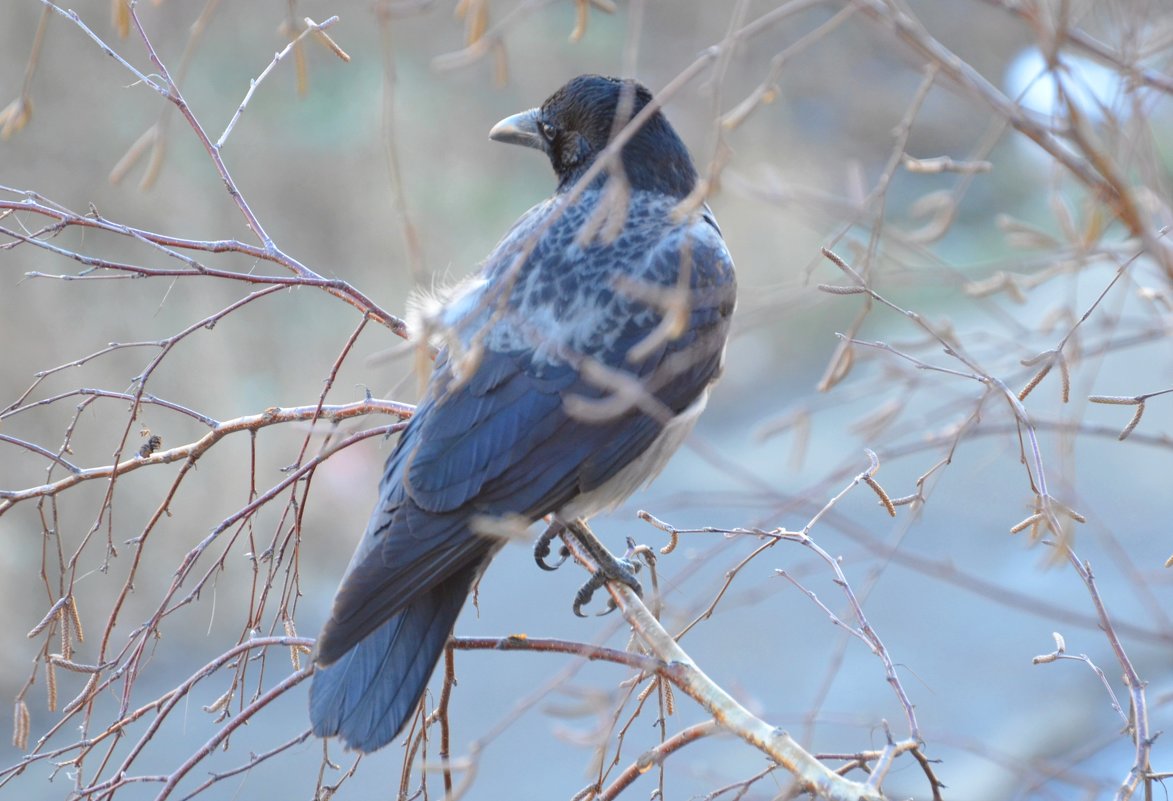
[12, 700, 29, 750]
[69, 596, 84, 643]
[46, 662, 57, 713]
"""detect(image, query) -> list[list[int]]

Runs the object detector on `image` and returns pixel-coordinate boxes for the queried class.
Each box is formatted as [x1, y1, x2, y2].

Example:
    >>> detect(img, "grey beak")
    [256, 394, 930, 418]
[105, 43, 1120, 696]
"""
[489, 108, 544, 150]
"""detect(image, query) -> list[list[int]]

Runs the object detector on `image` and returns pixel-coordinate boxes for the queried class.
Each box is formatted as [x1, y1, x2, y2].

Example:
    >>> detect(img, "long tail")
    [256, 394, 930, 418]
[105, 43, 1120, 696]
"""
[309, 558, 485, 752]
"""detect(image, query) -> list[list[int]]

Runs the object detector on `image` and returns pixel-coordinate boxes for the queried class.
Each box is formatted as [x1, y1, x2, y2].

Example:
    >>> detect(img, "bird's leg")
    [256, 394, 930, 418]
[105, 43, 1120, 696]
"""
[534, 519, 571, 571]
[561, 519, 644, 617]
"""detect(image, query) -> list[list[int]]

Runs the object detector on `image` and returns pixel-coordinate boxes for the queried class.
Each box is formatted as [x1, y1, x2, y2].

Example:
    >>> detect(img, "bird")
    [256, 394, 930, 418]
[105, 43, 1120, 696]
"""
[310, 74, 736, 753]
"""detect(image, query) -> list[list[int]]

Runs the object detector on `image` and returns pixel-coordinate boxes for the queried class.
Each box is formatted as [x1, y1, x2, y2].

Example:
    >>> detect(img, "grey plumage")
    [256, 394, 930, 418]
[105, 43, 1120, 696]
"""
[311, 75, 736, 753]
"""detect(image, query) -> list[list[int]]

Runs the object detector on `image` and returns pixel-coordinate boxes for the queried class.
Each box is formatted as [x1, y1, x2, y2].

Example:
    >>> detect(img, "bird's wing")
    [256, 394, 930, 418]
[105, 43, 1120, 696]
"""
[318, 199, 734, 661]
[413, 197, 735, 515]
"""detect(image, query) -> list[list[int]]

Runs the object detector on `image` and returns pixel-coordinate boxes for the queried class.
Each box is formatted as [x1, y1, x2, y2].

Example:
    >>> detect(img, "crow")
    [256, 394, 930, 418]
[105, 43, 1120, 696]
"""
[310, 74, 736, 753]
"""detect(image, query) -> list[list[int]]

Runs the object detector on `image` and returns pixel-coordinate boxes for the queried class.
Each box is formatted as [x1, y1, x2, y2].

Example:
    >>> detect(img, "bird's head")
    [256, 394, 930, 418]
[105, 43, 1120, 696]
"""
[489, 75, 698, 199]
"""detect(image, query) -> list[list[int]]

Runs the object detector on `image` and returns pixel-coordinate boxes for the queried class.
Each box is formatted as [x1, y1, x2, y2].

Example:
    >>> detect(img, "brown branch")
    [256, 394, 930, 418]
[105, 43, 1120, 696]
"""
[0, 399, 412, 514]
[450, 635, 665, 674]
[3, 637, 312, 792]
[647, 458, 920, 745]
[1059, 550, 1154, 801]
[4, 386, 217, 427]
[152, 668, 312, 801]
[974, 0, 1173, 95]
[560, 531, 884, 801]
[849, 0, 1135, 231]
[0, 434, 81, 474]
[599, 721, 721, 800]
[0, 199, 407, 337]
[176, 729, 313, 801]
[215, 17, 347, 149]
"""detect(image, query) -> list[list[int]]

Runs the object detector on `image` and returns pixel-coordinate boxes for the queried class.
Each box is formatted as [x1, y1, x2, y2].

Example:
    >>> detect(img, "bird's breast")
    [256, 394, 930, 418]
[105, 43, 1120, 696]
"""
[558, 387, 710, 520]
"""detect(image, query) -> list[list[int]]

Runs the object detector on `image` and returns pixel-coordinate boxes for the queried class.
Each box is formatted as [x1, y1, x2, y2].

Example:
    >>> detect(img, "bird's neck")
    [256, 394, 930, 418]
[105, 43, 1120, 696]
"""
[557, 124, 698, 199]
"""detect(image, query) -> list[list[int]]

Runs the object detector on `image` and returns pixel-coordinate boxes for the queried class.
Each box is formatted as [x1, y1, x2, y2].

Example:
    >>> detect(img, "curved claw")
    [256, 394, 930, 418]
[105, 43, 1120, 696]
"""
[596, 596, 619, 617]
[536, 547, 570, 571]
[572, 572, 608, 617]
[534, 524, 570, 571]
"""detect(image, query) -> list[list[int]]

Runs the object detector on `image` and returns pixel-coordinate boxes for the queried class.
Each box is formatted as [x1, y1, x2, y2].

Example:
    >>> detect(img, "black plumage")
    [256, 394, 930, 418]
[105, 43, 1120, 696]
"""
[310, 75, 737, 752]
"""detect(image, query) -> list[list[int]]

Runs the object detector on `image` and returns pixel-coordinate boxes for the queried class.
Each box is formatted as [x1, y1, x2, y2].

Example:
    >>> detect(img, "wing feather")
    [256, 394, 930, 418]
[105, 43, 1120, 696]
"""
[317, 194, 734, 662]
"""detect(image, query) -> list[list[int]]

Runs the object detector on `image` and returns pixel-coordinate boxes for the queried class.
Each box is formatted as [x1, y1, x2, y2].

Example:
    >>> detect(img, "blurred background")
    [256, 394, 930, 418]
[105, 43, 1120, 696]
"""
[1, 1, 1171, 799]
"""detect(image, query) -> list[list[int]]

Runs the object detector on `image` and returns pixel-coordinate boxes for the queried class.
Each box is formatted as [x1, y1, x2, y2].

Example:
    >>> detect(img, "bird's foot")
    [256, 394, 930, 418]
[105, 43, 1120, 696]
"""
[566, 521, 644, 617]
[534, 520, 571, 571]
[572, 557, 642, 617]
[573, 570, 610, 617]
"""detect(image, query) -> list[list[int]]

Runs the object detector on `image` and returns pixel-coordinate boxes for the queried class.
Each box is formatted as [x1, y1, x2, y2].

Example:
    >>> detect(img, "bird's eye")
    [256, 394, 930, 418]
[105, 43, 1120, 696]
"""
[539, 122, 557, 142]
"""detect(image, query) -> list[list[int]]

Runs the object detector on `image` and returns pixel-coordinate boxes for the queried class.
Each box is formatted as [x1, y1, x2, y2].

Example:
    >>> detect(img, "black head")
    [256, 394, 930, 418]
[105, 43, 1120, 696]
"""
[489, 75, 698, 199]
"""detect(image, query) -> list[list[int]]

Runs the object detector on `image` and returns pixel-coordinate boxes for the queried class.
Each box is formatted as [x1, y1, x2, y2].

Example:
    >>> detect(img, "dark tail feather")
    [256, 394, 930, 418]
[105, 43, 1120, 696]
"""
[309, 559, 484, 752]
